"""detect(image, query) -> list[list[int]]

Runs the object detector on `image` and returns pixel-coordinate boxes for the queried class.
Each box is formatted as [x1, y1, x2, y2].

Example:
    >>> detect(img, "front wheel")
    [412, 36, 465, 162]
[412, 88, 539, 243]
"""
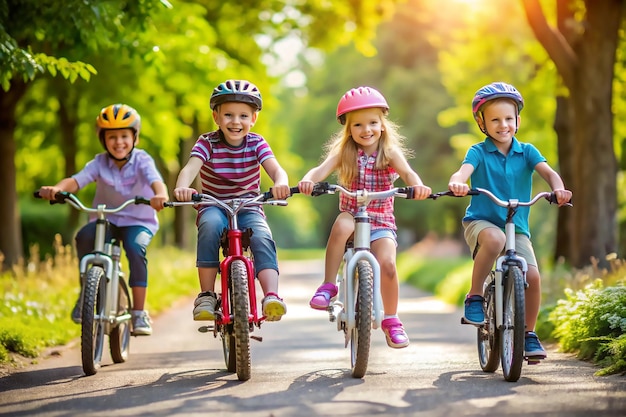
[231, 259, 251, 381]
[478, 272, 500, 372]
[350, 260, 373, 378]
[81, 266, 106, 376]
[500, 265, 525, 382]
[110, 277, 131, 363]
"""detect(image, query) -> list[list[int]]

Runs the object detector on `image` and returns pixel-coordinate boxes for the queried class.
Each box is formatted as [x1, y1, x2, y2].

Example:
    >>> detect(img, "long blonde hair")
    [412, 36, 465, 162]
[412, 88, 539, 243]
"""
[323, 108, 413, 186]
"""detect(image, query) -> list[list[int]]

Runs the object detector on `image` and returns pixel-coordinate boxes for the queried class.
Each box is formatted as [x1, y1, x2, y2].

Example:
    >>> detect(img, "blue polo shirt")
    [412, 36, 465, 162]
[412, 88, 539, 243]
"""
[462, 137, 546, 237]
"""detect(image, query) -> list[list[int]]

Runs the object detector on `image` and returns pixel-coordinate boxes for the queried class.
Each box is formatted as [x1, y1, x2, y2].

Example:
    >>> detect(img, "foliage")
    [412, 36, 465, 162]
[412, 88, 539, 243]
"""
[548, 262, 626, 375]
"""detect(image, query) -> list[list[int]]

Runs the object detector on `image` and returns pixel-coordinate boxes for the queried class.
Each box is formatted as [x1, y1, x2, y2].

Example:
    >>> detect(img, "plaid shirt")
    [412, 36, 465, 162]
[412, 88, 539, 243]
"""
[339, 149, 399, 230]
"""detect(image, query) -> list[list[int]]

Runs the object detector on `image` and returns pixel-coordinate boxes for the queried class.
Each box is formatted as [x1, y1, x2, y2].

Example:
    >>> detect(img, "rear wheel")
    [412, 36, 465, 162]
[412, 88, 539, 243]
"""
[500, 265, 525, 382]
[231, 260, 251, 381]
[350, 260, 373, 378]
[110, 278, 131, 363]
[81, 266, 106, 376]
[478, 272, 500, 372]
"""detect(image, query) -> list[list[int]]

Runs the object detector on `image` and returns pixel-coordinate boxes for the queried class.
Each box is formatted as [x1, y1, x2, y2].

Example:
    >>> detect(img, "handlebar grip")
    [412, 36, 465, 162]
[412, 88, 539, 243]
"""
[34, 190, 67, 205]
[289, 186, 300, 196]
[401, 186, 414, 199]
[135, 196, 151, 205]
[311, 182, 331, 197]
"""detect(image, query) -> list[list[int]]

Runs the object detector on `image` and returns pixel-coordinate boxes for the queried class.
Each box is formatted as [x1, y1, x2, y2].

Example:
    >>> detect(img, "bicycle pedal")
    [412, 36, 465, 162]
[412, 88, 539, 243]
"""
[250, 335, 263, 342]
[525, 355, 544, 365]
[198, 325, 214, 333]
[460, 317, 485, 327]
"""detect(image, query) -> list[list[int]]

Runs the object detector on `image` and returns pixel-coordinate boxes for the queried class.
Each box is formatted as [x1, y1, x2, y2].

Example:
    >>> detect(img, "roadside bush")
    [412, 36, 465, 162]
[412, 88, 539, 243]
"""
[550, 278, 626, 375]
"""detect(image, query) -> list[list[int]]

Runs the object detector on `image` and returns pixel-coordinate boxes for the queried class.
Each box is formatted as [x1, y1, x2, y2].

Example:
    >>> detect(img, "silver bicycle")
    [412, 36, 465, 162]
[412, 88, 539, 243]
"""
[433, 187, 571, 382]
[36, 191, 151, 376]
[311, 182, 427, 378]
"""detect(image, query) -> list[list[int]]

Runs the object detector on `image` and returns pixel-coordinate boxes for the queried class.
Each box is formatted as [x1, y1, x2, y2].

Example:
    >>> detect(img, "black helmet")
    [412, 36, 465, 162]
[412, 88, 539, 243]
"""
[210, 79, 262, 111]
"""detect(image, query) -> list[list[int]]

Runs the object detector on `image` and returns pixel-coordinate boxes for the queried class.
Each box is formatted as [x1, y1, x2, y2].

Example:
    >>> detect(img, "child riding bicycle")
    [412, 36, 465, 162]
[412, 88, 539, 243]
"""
[447, 82, 572, 358]
[37, 103, 169, 336]
[298, 86, 432, 348]
[173, 79, 291, 323]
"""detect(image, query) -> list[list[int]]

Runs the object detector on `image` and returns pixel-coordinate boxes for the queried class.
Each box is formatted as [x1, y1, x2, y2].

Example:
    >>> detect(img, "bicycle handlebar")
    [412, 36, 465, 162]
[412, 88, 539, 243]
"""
[34, 191, 151, 213]
[429, 188, 573, 207]
[310, 182, 437, 202]
[164, 186, 300, 211]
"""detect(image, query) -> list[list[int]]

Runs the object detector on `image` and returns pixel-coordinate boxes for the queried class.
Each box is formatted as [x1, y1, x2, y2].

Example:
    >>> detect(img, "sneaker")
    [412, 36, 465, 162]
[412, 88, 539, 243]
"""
[262, 293, 287, 322]
[381, 318, 409, 348]
[463, 294, 485, 325]
[71, 297, 81, 324]
[131, 310, 152, 336]
[525, 331, 547, 358]
[193, 291, 217, 321]
[309, 282, 338, 310]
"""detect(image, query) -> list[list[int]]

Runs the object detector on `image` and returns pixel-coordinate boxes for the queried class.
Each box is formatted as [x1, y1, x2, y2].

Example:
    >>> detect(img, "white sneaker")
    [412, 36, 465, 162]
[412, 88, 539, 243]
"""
[131, 310, 152, 336]
[193, 292, 217, 321]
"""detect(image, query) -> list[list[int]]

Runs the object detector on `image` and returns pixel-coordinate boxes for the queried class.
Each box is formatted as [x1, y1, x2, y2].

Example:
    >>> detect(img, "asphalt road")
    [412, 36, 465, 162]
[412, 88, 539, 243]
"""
[0, 260, 625, 417]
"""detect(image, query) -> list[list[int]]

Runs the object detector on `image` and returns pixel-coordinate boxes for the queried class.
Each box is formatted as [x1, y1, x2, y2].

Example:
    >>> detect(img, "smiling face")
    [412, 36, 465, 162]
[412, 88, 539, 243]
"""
[212, 102, 258, 146]
[346, 107, 384, 155]
[103, 128, 136, 161]
[478, 98, 520, 152]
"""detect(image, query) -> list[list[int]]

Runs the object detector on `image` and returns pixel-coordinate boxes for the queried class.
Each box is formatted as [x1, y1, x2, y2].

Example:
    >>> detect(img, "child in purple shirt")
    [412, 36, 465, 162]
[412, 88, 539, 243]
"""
[38, 104, 168, 336]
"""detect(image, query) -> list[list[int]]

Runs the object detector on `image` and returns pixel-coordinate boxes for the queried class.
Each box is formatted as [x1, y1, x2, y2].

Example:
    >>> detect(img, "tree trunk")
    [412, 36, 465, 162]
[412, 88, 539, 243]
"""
[56, 82, 81, 234]
[568, 0, 621, 267]
[552, 0, 576, 262]
[0, 81, 28, 269]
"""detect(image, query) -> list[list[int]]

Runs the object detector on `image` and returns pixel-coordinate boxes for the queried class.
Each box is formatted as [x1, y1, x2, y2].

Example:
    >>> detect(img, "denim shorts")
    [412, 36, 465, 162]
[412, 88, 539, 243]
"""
[196, 206, 278, 274]
[463, 220, 537, 267]
[371, 228, 397, 246]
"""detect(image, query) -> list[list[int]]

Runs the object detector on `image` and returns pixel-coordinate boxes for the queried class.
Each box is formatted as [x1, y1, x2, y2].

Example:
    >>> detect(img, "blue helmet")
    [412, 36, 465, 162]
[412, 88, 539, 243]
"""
[210, 79, 263, 111]
[472, 82, 524, 120]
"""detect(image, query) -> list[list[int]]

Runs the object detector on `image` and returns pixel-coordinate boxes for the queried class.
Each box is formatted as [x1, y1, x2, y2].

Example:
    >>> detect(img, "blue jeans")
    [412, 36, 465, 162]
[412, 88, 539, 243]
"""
[196, 207, 278, 275]
[75, 221, 153, 288]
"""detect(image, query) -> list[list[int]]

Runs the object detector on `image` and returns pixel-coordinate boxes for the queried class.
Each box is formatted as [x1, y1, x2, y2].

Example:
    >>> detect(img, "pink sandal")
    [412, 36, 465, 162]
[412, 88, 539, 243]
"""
[309, 283, 338, 310]
[381, 318, 409, 348]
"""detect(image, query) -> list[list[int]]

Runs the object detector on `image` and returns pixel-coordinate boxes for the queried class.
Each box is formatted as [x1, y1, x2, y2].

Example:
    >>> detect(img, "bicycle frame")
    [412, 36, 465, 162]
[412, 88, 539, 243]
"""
[311, 182, 420, 378]
[35, 191, 151, 375]
[432, 187, 570, 381]
[165, 188, 296, 381]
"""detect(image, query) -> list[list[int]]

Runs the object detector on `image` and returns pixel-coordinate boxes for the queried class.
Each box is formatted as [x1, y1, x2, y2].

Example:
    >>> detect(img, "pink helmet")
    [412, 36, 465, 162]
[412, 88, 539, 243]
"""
[336, 86, 389, 125]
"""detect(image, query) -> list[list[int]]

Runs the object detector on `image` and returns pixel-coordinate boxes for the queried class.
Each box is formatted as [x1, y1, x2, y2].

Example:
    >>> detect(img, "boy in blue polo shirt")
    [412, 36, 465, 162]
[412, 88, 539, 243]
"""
[447, 82, 572, 358]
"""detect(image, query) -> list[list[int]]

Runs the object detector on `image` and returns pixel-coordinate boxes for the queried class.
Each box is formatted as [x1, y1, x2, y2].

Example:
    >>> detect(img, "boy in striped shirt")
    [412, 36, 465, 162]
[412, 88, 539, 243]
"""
[174, 80, 291, 322]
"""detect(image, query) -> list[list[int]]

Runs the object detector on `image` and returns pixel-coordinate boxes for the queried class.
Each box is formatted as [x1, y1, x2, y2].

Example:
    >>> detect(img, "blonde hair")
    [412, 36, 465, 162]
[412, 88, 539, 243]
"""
[323, 108, 413, 186]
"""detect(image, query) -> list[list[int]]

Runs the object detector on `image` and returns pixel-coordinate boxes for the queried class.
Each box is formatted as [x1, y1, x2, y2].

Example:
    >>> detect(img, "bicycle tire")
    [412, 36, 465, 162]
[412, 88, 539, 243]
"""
[350, 260, 373, 378]
[478, 272, 500, 372]
[110, 278, 131, 363]
[222, 330, 237, 372]
[500, 265, 525, 382]
[81, 266, 106, 376]
[231, 259, 251, 381]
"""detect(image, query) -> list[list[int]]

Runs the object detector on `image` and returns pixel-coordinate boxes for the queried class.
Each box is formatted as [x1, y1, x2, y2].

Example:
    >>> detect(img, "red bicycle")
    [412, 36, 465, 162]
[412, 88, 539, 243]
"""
[166, 188, 297, 381]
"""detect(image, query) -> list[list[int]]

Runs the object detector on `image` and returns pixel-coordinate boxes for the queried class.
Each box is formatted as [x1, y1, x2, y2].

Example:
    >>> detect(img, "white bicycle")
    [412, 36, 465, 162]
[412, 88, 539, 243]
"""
[311, 182, 428, 378]
[433, 187, 571, 382]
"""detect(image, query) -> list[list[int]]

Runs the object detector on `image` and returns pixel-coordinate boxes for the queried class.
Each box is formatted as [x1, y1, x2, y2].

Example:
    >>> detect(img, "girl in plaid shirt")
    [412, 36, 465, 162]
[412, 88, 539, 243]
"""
[298, 87, 431, 348]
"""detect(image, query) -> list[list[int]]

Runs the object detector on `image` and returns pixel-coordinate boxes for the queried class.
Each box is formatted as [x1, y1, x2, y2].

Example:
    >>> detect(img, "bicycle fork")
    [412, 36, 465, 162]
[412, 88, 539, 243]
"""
[493, 221, 528, 328]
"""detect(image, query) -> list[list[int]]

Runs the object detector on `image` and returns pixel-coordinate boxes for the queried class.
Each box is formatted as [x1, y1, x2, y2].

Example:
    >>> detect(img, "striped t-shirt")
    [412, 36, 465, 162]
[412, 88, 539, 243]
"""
[339, 149, 399, 231]
[190, 130, 275, 200]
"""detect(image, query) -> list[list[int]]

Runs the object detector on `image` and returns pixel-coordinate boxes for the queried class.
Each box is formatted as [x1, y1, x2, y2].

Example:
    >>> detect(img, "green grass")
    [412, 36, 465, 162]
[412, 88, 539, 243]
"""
[0, 238, 198, 368]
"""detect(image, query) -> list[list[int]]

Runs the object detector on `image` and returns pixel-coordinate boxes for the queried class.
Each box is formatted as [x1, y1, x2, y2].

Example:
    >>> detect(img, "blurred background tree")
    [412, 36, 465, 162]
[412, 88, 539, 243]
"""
[2, 0, 625, 270]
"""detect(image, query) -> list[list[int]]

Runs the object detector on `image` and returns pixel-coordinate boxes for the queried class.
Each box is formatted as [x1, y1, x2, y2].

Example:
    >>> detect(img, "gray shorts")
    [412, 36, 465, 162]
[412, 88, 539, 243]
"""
[462, 220, 537, 267]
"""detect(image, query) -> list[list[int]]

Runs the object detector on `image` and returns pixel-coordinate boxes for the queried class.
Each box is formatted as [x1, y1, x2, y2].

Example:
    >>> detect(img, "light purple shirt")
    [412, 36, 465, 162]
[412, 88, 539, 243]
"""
[72, 149, 163, 235]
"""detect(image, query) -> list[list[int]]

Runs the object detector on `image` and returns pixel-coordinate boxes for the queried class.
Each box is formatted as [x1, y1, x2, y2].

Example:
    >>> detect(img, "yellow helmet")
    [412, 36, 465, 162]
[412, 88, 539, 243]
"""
[96, 104, 141, 140]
